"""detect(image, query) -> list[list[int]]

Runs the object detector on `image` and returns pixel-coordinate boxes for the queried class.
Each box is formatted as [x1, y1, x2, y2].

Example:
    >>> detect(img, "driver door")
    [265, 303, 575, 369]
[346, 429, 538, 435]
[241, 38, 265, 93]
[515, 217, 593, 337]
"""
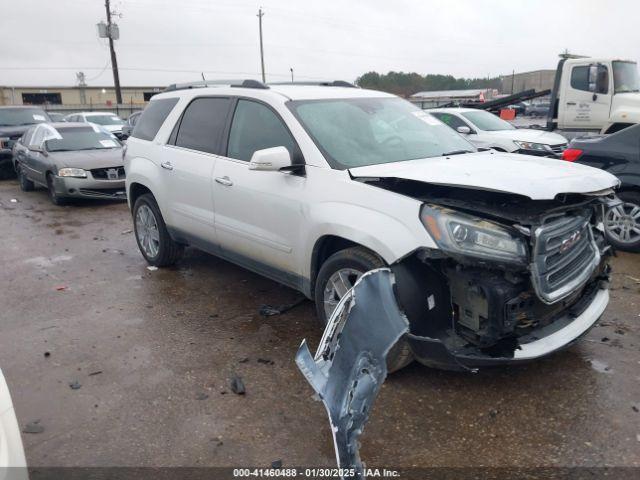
[561, 63, 612, 129]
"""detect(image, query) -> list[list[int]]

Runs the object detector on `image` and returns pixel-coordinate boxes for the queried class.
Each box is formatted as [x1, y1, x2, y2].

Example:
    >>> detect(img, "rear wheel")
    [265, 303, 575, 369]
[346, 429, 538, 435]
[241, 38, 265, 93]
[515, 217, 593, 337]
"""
[46, 173, 66, 206]
[18, 165, 34, 191]
[314, 246, 414, 373]
[133, 193, 183, 266]
[605, 191, 640, 252]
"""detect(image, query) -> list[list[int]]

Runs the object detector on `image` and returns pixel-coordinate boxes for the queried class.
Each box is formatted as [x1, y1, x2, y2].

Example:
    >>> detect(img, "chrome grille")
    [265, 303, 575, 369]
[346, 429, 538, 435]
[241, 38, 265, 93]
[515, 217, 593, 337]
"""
[91, 167, 125, 180]
[549, 143, 567, 155]
[531, 214, 600, 304]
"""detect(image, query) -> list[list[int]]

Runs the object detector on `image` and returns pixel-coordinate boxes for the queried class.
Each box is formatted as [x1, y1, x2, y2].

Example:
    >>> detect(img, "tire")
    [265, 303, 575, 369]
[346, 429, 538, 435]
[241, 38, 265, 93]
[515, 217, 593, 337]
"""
[604, 191, 640, 252]
[133, 193, 183, 266]
[17, 165, 34, 191]
[46, 173, 67, 206]
[314, 246, 414, 373]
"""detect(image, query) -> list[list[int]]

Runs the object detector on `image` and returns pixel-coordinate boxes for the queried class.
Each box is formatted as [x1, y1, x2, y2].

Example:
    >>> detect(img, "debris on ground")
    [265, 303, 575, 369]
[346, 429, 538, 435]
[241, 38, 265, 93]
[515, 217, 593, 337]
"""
[88, 370, 103, 376]
[259, 297, 306, 317]
[295, 268, 409, 475]
[55, 285, 67, 291]
[239, 357, 249, 363]
[69, 380, 82, 390]
[230, 374, 246, 395]
[632, 405, 639, 413]
[43, 351, 50, 358]
[195, 392, 209, 400]
[147, 266, 158, 271]
[10, 198, 17, 203]
[121, 229, 133, 235]
[271, 460, 283, 468]
[23, 420, 44, 434]
[257, 358, 275, 365]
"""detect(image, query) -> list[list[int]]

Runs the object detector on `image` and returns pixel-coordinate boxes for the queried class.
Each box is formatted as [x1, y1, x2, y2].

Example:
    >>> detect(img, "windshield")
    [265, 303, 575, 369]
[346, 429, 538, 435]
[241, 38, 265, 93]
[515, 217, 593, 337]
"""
[0, 108, 50, 127]
[460, 110, 515, 131]
[85, 114, 125, 126]
[288, 97, 476, 169]
[44, 126, 122, 152]
[613, 61, 640, 94]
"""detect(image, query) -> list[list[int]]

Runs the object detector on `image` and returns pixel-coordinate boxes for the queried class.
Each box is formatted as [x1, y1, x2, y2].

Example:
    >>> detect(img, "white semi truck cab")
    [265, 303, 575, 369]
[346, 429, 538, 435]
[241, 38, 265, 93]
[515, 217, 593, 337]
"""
[548, 55, 640, 134]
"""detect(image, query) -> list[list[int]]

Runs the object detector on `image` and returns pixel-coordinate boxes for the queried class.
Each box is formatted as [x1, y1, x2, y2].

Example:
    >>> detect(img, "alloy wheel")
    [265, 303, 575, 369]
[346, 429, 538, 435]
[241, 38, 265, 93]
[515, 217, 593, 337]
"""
[605, 202, 640, 245]
[323, 268, 363, 320]
[135, 204, 161, 259]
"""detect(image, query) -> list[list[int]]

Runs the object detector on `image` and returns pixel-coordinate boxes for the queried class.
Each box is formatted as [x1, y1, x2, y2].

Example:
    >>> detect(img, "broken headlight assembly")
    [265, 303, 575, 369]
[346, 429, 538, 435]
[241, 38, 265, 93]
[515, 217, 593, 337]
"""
[58, 168, 87, 178]
[420, 204, 527, 265]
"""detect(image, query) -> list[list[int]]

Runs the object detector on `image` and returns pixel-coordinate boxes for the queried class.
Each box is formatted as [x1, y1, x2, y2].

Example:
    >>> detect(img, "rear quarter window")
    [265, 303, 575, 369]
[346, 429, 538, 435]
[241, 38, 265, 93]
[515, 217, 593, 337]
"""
[131, 97, 179, 141]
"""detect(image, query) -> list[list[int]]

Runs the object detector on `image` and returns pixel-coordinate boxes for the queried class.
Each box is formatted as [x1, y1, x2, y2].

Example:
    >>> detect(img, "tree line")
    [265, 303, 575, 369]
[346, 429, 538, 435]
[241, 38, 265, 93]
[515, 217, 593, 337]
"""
[355, 71, 502, 97]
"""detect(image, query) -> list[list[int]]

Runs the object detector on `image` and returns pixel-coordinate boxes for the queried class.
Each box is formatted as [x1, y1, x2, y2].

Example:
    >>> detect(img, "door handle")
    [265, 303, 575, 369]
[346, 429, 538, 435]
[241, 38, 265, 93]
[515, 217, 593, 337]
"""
[160, 161, 173, 170]
[566, 102, 576, 106]
[215, 176, 233, 186]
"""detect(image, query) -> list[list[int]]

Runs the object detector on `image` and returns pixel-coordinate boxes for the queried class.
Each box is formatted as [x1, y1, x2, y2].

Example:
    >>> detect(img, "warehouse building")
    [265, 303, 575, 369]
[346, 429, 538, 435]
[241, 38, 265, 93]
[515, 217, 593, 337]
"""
[0, 85, 165, 107]
[500, 69, 555, 94]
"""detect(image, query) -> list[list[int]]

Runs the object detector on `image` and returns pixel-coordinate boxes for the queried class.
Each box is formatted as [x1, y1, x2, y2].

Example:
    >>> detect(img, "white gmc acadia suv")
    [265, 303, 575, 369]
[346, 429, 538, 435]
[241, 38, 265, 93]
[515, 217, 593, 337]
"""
[125, 80, 619, 372]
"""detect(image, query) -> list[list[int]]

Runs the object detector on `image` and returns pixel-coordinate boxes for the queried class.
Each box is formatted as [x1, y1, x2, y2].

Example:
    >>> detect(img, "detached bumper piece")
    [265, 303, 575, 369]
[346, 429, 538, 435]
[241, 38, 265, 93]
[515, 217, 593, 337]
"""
[295, 269, 409, 479]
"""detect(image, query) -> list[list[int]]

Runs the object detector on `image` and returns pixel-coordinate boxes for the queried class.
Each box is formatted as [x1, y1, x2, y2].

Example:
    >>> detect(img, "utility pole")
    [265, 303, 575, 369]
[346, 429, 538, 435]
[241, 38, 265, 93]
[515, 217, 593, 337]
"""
[290, 68, 294, 83]
[104, 0, 122, 104]
[257, 7, 265, 83]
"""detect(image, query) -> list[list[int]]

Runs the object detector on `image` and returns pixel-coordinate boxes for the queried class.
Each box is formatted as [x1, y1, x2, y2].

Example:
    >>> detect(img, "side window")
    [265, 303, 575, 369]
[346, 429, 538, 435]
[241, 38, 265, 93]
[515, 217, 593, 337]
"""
[132, 97, 179, 141]
[570, 66, 591, 92]
[433, 113, 469, 131]
[227, 100, 297, 162]
[175, 97, 231, 154]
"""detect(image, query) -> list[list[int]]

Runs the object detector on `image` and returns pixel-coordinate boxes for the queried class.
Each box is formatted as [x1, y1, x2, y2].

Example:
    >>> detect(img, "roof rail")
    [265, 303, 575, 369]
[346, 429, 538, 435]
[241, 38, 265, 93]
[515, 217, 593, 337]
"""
[269, 80, 357, 88]
[163, 79, 269, 92]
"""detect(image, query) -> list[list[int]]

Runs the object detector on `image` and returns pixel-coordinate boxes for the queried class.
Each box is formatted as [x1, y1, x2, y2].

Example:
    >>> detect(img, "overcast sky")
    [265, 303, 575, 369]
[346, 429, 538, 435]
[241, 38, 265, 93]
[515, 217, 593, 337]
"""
[1, 0, 639, 87]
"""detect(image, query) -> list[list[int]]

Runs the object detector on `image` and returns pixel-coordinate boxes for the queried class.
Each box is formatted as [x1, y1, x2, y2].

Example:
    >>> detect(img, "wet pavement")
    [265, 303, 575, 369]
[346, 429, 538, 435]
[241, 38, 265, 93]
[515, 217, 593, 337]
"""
[0, 178, 639, 469]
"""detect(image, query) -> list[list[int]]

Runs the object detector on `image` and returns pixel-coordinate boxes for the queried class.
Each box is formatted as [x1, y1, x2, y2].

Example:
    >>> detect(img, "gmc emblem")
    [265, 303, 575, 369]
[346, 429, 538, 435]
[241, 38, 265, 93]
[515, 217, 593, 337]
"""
[559, 230, 582, 254]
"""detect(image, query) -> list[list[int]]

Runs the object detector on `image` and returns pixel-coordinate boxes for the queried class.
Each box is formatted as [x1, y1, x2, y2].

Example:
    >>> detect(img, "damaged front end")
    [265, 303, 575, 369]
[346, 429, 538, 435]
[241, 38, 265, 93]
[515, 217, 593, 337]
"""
[380, 180, 614, 370]
[295, 269, 409, 478]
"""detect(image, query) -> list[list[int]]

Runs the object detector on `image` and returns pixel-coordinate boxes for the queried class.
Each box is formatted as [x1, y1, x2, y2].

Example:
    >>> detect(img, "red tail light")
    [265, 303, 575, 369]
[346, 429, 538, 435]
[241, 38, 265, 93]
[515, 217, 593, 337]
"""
[562, 148, 583, 162]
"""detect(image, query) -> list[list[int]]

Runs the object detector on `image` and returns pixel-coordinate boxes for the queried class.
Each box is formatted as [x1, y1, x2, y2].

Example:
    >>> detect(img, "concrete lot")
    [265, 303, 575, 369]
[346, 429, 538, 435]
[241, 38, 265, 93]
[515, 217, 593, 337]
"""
[1, 178, 639, 469]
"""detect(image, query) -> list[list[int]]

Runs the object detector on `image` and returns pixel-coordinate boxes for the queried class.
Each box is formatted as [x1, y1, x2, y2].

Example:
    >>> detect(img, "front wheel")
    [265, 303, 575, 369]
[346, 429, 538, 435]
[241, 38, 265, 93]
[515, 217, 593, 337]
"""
[314, 246, 414, 373]
[605, 191, 640, 252]
[46, 173, 66, 206]
[133, 193, 183, 266]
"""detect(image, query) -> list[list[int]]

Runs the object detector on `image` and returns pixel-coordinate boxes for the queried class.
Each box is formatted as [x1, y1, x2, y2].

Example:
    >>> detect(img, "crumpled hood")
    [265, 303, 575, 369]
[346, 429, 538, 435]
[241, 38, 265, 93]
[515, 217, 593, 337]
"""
[487, 128, 568, 145]
[50, 148, 123, 169]
[349, 151, 620, 200]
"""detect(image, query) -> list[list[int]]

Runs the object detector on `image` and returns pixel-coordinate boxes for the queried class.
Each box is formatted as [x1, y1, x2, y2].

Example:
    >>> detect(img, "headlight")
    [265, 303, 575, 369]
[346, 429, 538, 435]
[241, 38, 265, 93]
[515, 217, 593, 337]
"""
[0, 137, 9, 149]
[513, 141, 549, 152]
[420, 204, 527, 264]
[58, 168, 87, 178]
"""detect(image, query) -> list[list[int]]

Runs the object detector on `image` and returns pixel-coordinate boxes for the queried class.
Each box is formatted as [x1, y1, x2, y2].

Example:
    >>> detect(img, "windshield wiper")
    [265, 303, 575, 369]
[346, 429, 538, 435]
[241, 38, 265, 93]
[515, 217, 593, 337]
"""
[442, 150, 472, 156]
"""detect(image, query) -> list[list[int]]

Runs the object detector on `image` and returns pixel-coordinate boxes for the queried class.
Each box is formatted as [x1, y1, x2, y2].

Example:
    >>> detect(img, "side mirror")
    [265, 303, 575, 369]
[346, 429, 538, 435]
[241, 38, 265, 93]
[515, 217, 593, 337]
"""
[121, 125, 133, 138]
[29, 145, 47, 156]
[249, 146, 292, 171]
[456, 126, 472, 135]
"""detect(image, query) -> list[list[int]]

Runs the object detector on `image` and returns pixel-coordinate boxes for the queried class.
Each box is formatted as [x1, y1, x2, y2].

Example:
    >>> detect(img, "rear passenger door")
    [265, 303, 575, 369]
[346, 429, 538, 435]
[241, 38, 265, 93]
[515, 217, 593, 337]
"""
[160, 96, 232, 243]
[212, 98, 306, 285]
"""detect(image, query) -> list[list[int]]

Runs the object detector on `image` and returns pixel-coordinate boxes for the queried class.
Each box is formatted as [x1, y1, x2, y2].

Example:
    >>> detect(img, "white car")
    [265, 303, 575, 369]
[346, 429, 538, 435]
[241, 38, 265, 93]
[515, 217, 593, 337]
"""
[63, 111, 125, 139]
[0, 369, 27, 479]
[430, 107, 569, 157]
[125, 80, 618, 372]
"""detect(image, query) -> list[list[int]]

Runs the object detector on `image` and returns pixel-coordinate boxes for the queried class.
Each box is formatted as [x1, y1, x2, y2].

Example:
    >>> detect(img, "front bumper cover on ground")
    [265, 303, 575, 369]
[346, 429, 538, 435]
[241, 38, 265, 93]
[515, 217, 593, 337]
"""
[295, 269, 409, 479]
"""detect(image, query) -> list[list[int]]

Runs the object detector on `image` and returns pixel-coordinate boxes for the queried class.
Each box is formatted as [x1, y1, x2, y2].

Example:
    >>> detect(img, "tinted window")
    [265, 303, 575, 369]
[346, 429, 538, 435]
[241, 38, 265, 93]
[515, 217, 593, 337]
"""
[227, 100, 296, 161]
[432, 112, 469, 131]
[571, 66, 590, 91]
[175, 97, 231, 154]
[132, 97, 179, 141]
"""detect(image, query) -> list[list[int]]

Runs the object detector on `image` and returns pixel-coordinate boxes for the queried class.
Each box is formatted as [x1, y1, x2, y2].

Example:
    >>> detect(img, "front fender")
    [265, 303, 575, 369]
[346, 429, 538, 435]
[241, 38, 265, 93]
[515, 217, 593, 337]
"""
[304, 201, 436, 278]
[125, 156, 170, 220]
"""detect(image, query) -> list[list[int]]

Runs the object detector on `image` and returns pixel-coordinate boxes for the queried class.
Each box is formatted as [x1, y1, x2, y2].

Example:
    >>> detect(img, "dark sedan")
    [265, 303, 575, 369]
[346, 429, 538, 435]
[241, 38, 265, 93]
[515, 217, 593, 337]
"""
[13, 123, 126, 205]
[0, 106, 51, 178]
[563, 125, 640, 251]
